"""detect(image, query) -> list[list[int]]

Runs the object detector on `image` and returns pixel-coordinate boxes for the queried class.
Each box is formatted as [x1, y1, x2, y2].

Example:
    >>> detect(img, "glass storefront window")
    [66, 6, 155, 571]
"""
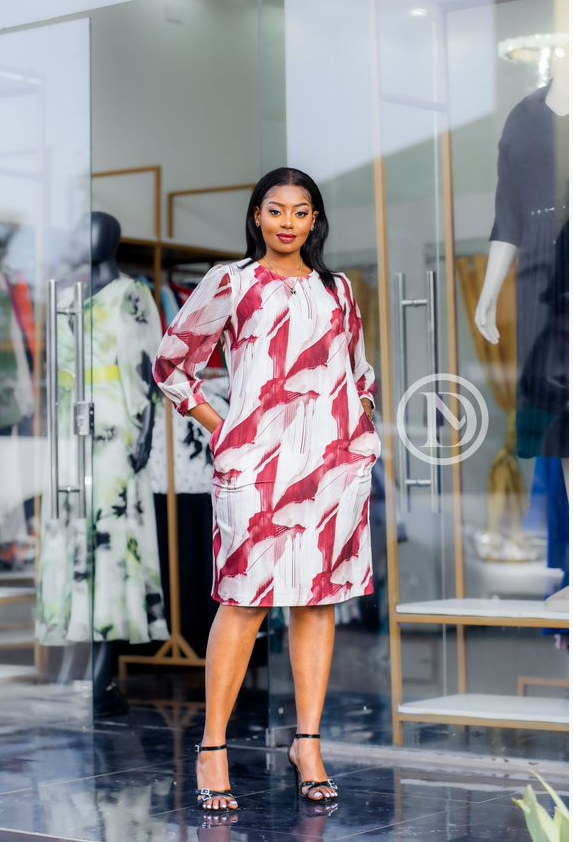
[262, 0, 568, 760]
[0, 19, 93, 726]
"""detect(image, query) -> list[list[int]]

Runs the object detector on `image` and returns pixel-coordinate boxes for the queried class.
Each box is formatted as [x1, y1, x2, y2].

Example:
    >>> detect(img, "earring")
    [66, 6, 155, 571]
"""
[310, 226, 315, 231]
[256, 220, 260, 227]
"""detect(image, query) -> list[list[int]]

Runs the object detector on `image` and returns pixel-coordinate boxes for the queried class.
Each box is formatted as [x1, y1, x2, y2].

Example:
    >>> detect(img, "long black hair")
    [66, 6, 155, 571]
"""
[243, 167, 337, 291]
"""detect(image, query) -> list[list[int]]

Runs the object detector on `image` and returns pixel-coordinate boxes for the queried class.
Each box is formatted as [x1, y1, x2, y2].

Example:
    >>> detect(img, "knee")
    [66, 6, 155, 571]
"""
[219, 605, 268, 626]
[290, 605, 334, 622]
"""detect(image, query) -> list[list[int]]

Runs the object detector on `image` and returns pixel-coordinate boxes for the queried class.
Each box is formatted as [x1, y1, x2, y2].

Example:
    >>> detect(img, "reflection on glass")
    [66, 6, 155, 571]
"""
[263, 0, 568, 759]
[35, 210, 169, 716]
[0, 20, 92, 726]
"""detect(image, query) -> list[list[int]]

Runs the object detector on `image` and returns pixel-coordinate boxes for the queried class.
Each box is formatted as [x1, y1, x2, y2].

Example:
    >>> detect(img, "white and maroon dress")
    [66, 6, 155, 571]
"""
[153, 261, 381, 607]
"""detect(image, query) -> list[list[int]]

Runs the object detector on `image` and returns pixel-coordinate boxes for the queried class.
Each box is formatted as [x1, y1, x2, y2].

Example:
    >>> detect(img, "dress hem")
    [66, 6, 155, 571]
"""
[211, 582, 374, 608]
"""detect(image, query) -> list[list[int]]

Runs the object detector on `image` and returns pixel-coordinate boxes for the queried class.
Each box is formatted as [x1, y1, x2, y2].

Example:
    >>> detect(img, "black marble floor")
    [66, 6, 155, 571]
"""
[0, 679, 568, 842]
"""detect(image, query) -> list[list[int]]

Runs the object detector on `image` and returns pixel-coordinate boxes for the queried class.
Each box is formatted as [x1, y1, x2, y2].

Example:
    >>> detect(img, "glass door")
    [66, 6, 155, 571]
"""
[261, 0, 568, 758]
[0, 18, 93, 727]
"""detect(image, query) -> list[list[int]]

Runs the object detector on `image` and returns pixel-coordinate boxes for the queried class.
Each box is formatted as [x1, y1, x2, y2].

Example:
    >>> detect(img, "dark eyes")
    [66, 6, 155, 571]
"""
[268, 209, 309, 218]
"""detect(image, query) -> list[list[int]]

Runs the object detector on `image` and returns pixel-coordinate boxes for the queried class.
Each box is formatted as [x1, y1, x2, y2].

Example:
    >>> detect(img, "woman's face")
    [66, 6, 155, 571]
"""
[254, 184, 318, 257]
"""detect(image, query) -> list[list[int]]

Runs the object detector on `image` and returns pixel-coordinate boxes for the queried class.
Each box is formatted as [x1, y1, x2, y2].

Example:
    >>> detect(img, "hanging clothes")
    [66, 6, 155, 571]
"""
[149, 373, 230, 495]
[5, 268, 36, 360]
[0, 272, 33, 431]
[523, 457, 569, 593]
[153, 492, 217, 657]
[37, 276, 169, 644]
[523, 456, 568, 640]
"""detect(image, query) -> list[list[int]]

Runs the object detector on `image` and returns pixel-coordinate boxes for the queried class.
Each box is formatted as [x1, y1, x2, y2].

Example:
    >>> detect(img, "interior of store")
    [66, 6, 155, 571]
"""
[0, 0, 568, 768]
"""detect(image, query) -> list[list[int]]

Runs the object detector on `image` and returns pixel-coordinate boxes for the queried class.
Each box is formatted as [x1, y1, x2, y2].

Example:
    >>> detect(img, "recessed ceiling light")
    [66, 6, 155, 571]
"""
[410, 8, 429, 17]
[498, 33, 569, 85]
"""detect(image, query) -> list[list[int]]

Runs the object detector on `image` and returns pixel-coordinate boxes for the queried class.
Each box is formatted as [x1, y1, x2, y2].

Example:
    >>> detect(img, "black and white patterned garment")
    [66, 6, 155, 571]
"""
[149, 373, 230, 494]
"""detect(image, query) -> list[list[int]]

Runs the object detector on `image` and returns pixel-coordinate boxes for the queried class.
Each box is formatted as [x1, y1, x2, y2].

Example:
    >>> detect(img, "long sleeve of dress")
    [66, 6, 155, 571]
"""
[339, 273, 377, 408]
[490, 111, 523, 247]
[152, 264, 233, 416]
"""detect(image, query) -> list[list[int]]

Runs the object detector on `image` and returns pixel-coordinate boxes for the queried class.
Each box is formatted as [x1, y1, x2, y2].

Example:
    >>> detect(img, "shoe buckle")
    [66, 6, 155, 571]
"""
[200, 788, 212, 797]
[195, 744, 201, 753]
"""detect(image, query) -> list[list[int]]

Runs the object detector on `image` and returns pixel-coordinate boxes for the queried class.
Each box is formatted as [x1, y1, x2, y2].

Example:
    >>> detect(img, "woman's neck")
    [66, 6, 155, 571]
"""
[263, 248, 305, 273]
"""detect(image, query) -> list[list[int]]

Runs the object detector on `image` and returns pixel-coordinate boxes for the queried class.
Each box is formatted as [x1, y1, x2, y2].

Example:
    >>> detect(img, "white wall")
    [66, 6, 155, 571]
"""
[90, 0, 260, 248]
[0, 0, 137, 30]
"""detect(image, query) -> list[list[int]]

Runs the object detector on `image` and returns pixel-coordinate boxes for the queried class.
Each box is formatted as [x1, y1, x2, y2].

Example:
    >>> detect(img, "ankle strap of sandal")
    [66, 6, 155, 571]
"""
[195, 743, 227, 752]
[294, 733, 320, 739]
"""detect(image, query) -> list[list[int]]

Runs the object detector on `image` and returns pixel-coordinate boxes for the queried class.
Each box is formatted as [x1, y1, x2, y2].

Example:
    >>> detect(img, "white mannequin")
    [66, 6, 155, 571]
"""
[475, 52, 569, 495]
[475, 52, 569, 344]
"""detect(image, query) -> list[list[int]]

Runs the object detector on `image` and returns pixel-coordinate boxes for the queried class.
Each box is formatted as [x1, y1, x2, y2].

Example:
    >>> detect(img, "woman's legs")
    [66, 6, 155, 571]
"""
[198, 604, 269, 809]
[288, 605, 337, 799]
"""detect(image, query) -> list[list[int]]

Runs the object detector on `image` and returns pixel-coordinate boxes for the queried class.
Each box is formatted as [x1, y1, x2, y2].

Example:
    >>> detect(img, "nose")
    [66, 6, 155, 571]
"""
[282, 213, 294, 229]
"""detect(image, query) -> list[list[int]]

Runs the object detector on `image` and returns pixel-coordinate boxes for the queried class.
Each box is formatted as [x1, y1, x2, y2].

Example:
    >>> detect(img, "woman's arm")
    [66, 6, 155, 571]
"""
[152, 265, 232, 430]
[339, 274, 377, 414]
[187, 401, 224, 435]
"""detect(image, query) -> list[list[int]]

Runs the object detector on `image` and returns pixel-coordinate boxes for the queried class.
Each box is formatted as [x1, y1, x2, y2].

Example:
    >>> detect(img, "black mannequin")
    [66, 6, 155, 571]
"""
[71, 211, 156, 473]
[90, 211, 121, 294]
[70, 212, 159, 716]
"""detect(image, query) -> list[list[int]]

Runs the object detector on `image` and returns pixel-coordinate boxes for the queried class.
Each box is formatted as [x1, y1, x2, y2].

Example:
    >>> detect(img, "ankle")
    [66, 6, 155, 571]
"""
[200, 734, 227, 748]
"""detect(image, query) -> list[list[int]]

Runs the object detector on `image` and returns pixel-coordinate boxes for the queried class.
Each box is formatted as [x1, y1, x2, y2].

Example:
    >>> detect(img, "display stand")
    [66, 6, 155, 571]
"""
[91, 167, 243, 678]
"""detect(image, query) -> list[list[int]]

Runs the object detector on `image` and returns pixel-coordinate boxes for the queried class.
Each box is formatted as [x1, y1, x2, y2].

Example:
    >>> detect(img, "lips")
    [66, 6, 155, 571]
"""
[277, 234, 296, 243]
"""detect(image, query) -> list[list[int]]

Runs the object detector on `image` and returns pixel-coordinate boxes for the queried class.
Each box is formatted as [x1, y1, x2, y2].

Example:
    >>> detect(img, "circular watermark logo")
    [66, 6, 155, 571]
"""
[396, 373, 489, 466]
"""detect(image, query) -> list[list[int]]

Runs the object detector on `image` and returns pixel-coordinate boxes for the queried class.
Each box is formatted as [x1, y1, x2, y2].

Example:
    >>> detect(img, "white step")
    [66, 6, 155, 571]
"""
[399, 693, 568, 725]
[397, 598, 568, 622]
[0, 587, 35, 603]
[0, 665, 36, 682]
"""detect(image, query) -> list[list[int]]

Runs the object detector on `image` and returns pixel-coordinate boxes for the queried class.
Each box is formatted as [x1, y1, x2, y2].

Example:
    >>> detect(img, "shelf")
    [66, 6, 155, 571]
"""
[398, 693, 568, 731]
[0, 587, 35, 604]
[396, 598, 569, 629]
[117, 237, 242, 269]
[0, 627, 35, 648]
[0, 665, 36, 683]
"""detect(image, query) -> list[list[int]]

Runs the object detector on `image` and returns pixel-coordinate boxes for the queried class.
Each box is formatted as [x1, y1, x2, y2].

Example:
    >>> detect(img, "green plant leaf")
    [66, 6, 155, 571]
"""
[554, 810, 569, 842]
[530, 772, 569, 819]
[513, 786, 557, 842]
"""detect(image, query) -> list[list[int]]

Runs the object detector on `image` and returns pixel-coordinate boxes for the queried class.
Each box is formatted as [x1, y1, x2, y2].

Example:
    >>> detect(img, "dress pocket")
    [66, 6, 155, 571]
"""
[350, 410, 382, 460]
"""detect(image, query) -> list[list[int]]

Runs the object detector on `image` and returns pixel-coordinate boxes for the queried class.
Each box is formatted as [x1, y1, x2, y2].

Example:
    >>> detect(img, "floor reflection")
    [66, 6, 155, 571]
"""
[0, 678, 567, 842]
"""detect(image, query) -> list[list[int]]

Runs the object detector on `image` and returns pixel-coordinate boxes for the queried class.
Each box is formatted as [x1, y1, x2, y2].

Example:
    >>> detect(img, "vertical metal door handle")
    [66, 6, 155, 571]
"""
[426, 270, 440, 514]
[396, 271, 441, 513]
[73, 282, 87, 518]
[46, 279, 59, 519]
[397, 272, 409, 514]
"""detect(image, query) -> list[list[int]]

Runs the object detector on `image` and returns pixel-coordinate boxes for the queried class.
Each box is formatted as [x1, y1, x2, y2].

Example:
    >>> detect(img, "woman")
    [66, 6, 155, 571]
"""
[153, 168, 381, 811]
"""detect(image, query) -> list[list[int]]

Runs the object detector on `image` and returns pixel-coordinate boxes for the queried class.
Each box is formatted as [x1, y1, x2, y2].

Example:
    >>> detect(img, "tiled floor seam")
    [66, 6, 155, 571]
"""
[0, 757, 198, 798]
[0, 829, 93, 842]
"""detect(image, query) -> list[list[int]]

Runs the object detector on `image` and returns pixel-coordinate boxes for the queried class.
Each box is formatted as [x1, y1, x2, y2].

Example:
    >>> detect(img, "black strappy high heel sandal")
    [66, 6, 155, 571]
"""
[195, 743, 239, 811]
[288, 733, 338, 802]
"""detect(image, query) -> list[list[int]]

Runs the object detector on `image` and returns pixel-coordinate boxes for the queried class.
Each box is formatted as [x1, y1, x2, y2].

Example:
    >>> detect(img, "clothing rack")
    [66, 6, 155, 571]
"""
[92, 167, 244, 677]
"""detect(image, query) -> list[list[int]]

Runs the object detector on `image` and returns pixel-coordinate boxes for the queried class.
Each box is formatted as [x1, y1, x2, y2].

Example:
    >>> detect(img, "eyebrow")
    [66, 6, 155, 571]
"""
[265, 201, 310, 208]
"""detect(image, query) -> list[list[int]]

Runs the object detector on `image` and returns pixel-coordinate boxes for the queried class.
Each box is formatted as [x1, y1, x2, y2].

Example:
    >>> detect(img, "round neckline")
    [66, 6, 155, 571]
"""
[542, 80, 569, 117]
[542, 97, 569, 117]
[256, 261, 314, 280]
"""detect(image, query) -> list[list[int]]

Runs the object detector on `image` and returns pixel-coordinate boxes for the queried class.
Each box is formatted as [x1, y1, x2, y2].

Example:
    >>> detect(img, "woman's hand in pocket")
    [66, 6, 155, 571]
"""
[360, 397, 374, 421]
[187, 402, 224, 435]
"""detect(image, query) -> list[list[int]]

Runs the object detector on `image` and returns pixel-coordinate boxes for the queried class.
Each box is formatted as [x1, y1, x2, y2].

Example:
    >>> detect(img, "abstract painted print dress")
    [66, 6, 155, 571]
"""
[37, 276, 168, 644]
[153, 261, 381, 607]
